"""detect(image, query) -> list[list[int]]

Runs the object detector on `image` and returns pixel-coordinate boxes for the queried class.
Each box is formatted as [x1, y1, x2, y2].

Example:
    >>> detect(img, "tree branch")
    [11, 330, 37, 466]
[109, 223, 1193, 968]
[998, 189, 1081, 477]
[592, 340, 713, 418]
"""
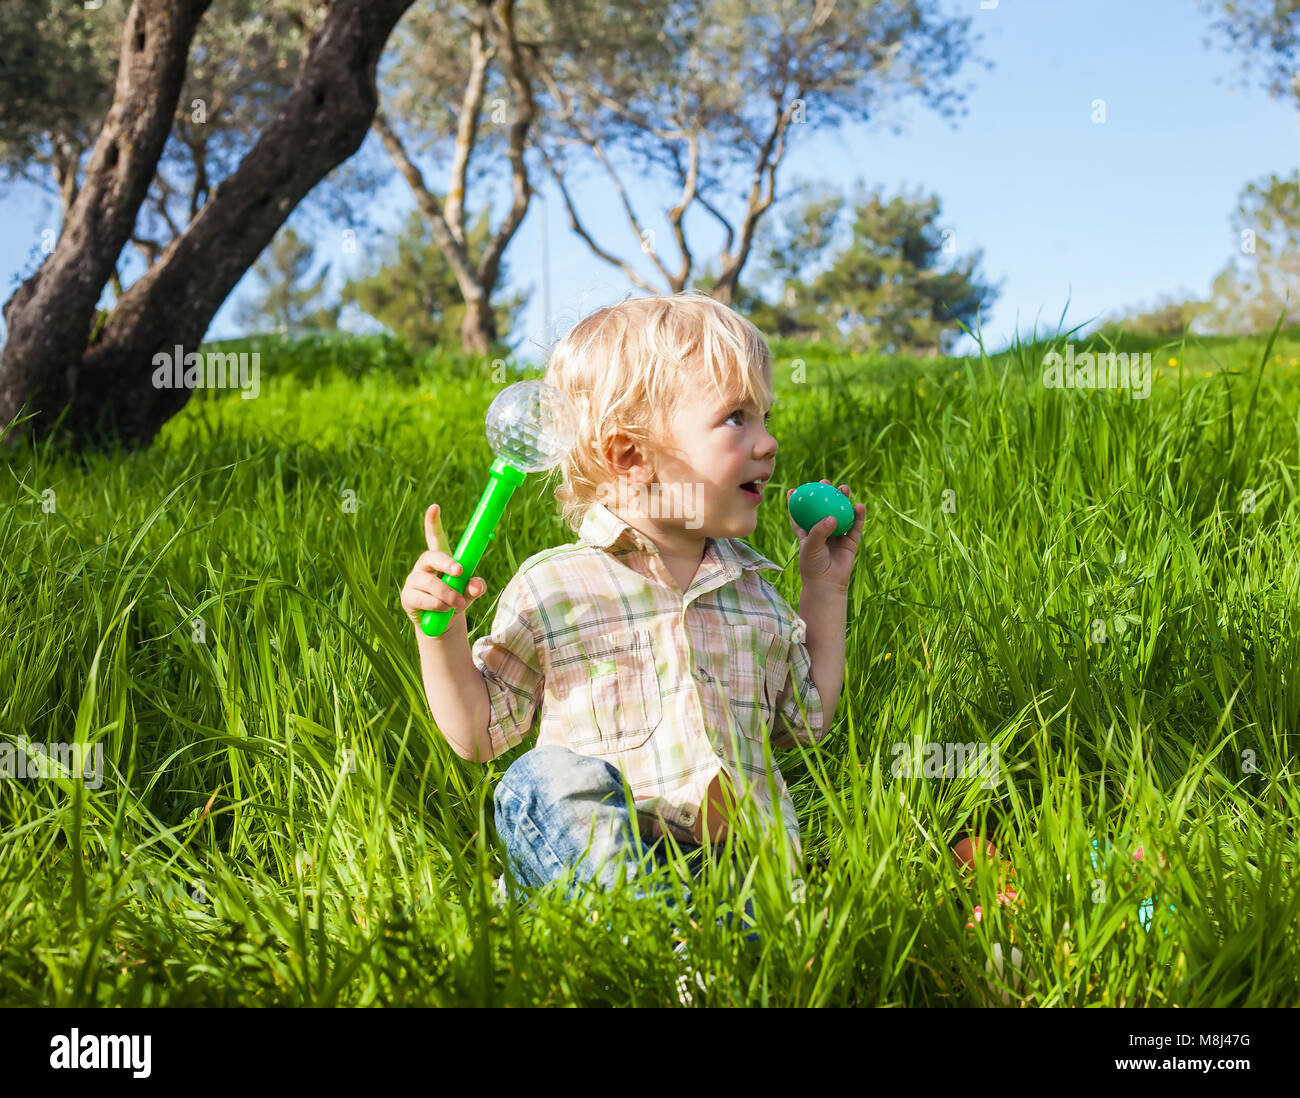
[444, 0, 496, 244]
[693, 187, 736, 258]
[131, 235, 164, 266]
[586, 137, 674, 287]
[664, 131, 697, 290]
[52, 137, 86, 219]
[716, 94, 797, 298]
[580, 83, 690, 143]
[149, 166, 184, 241]
[538, 142, 659, 294]
[372, 109, 482, 303]
[477, 0, 536, 294]
[664, 141, 734, 257]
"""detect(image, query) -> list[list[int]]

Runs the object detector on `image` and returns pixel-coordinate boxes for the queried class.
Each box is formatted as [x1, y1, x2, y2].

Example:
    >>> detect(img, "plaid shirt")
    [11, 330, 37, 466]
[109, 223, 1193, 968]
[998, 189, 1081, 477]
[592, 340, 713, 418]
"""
[469, 501, 827, 866]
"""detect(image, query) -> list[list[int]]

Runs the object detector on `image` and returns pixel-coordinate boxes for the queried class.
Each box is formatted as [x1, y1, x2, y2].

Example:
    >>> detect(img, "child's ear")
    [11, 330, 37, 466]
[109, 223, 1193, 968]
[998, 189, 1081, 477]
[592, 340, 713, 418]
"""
[605, 430, 655, 485]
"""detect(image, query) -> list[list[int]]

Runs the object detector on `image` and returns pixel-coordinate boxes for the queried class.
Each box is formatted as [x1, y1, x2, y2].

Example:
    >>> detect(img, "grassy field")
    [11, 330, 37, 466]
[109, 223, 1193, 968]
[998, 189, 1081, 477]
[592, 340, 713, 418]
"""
[2, 322, 1299, 1006]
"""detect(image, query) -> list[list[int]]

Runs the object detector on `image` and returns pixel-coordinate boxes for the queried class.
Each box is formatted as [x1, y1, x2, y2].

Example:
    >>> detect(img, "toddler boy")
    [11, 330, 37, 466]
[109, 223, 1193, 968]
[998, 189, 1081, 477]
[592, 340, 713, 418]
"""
[401, 292, 864, 935]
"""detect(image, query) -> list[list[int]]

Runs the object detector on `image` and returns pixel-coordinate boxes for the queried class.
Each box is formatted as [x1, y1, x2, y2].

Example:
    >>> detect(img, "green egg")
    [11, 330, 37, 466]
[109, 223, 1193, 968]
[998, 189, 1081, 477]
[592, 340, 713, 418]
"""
[789, 481, 854, 537]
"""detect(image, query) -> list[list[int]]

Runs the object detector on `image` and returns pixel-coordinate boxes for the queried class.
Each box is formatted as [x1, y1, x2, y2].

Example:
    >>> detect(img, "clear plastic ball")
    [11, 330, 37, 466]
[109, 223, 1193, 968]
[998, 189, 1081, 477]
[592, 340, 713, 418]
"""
[484, 380, 579, 472]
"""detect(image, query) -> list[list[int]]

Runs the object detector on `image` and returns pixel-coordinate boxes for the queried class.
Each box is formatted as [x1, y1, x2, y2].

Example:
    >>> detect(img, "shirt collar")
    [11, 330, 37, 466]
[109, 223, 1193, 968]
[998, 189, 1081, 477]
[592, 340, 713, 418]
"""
[578, 501, 784, 576]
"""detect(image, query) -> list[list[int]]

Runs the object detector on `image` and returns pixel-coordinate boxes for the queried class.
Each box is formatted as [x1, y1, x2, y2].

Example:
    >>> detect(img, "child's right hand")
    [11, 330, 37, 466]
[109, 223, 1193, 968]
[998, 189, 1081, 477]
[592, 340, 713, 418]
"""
[400, 503, 488, 630]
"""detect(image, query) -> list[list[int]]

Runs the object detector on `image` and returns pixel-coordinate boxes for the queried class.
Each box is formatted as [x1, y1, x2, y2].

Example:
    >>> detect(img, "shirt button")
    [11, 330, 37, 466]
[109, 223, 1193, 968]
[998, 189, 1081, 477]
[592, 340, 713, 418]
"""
[681, 808, 695, 823]
[695, 667, 711, 682]
[715, 747, 725, 757]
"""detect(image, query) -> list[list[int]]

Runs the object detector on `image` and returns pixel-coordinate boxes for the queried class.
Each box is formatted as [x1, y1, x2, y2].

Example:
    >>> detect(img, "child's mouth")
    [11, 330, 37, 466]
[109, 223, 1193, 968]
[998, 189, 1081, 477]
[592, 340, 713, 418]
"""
[739, 481, 762, 502]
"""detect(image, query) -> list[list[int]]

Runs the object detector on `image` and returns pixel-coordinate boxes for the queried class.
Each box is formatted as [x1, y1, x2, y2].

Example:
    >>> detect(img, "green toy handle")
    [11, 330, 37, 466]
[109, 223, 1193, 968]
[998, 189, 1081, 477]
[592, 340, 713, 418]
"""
[420, 456, 527, 637]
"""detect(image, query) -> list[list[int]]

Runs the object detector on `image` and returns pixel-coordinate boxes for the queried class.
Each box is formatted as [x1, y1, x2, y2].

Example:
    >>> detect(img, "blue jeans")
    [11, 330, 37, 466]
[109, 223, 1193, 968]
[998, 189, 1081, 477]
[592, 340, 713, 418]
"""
[492, 745, 760, 944]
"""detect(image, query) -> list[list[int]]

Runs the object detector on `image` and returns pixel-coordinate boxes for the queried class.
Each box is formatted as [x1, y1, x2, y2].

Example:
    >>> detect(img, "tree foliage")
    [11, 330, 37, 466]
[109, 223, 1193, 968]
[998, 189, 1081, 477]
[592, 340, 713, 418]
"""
[1094, 293, 1207, 340]
[1200, 171, 1300, 334]
[236, 224, 341, 335]
[1199, 0, 1300, 104]
[539, 0, 984, 304]
[339, 205, 528, 351]
[1098, 171, 1299, 338]
[735, 181, 999, 356]
[0, 0, 128, 212]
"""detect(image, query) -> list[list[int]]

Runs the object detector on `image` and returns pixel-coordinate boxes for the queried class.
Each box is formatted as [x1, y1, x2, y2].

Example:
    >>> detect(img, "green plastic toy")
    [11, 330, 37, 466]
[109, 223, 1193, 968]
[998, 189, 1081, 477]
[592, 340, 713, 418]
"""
[420, 380, 578, 637]
[788, 481, 854, 537]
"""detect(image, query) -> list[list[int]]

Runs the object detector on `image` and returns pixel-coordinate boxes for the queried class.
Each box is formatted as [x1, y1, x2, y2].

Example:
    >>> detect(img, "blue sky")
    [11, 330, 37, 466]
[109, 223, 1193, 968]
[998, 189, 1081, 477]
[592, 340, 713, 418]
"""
[2, 0, 1297, 363]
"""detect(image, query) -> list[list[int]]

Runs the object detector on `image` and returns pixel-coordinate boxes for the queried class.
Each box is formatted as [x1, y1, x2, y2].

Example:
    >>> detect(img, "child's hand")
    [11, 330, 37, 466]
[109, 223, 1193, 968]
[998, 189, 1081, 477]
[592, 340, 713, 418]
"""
[787, 481, 865, 593]
[400, 503, 488, 630]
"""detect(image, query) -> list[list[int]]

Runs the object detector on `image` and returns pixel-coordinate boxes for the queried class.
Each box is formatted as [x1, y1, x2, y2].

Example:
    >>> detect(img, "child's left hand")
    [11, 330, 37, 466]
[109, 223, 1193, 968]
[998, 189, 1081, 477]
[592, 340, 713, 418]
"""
[787, 481, 865, 592]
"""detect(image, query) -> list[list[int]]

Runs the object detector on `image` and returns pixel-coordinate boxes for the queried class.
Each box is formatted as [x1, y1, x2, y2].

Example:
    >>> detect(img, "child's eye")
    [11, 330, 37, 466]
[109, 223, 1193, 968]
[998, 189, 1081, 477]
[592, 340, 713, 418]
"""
[727, 409, 774, 426]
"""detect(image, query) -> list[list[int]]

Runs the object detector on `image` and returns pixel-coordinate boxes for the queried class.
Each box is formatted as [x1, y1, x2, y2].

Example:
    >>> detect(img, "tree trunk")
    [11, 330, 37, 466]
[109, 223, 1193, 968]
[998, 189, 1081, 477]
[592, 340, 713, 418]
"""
[371, 0, 535, 359]
[0, 0, 210, 451]
[0, 0, 419, 455]
[460, 296, 497, 355]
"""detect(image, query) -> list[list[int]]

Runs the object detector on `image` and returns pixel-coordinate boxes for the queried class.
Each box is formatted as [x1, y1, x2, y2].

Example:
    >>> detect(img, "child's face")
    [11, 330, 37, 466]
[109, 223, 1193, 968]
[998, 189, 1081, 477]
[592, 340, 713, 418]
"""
[634, 377, 779, 545]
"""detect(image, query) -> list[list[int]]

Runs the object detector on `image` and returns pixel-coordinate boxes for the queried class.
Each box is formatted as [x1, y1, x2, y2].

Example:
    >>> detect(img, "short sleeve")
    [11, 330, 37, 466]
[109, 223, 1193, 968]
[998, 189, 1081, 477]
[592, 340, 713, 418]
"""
[469, 571, 544, 759]
[769, 615, 826, 749]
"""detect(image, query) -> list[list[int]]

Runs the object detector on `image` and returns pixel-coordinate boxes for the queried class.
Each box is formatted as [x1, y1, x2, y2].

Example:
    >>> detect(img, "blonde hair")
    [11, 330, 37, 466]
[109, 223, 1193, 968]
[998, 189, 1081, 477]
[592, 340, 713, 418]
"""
[544, 291, 774, 538]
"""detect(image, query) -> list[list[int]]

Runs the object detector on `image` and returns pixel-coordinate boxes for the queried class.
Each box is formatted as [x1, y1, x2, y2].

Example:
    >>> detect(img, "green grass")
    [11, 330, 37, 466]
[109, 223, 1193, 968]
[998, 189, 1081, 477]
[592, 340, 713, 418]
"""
[2, 323, 1299, 1006]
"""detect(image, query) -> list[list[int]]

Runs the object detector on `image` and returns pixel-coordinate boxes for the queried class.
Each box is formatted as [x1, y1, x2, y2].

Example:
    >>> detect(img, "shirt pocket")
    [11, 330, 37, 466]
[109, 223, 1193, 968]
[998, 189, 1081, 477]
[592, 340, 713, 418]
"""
[726, 625, 792, 740]
[549, 627, 663, 755]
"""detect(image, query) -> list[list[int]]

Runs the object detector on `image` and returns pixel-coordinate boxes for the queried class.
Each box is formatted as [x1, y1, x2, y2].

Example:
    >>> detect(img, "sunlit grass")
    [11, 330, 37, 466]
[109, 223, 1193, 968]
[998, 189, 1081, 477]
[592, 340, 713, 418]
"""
[1, 323, 1298, 1006]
